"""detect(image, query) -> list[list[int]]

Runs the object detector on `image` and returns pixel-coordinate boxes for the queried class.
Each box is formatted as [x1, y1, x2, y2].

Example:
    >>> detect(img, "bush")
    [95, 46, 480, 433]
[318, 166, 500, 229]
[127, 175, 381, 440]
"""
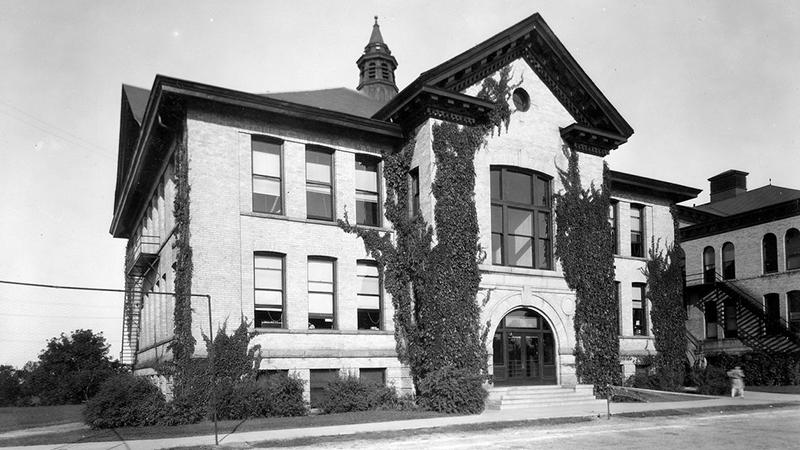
[260, 373, 307, 417]
[704, 352, 800, 386]
[317, 376, 399, 414]
[417, 367, 487, 414]
[85, 374, 166, 428]
[689, 365, 729, 395]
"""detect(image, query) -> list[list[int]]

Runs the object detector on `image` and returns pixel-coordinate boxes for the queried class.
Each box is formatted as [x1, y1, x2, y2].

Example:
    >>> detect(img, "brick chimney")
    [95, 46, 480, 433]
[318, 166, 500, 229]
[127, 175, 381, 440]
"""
[709, 170, 748, 202]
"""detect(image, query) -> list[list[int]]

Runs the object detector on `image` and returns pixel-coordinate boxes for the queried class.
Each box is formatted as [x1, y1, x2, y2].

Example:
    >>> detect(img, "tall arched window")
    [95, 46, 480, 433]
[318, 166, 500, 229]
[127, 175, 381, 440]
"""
[722, 242, 735, 280]
[763, 233, 778, 273]
[703, 246, 716, 283]
[764, 293, 780, 336]
[786, 228, 800, 271]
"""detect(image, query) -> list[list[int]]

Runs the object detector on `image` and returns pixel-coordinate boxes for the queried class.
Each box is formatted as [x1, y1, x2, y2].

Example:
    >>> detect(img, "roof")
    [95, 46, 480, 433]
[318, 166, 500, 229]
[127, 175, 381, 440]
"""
[374, 13, 633, 143]
[122, 84, 150, 125]
[608, 170, 701, 203]
[368, 16, 384, 45]
[261, 88, 387, 118]
[693, 185, 800, 216]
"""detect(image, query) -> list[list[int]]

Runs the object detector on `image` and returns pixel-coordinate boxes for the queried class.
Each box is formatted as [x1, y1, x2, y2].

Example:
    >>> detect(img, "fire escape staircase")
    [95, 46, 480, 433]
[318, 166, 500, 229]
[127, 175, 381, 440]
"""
[121, 234, 160, 366]
[685, 272, 800, 355]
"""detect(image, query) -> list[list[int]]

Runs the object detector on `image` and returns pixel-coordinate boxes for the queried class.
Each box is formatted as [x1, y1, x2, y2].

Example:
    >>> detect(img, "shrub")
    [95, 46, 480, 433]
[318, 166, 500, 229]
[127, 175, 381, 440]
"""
[317, 376, 400, 414]
[689, 365, 729, 395]
[704, 352, 800, 386]
[85, 374, 166, 428]
[417, 367, 487, 414]
[260, 373, 307, 417]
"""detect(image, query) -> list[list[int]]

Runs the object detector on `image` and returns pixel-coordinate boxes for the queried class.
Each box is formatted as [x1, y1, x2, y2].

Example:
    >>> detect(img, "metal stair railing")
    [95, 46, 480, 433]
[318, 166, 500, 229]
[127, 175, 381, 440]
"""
[686, 271, 800, 350]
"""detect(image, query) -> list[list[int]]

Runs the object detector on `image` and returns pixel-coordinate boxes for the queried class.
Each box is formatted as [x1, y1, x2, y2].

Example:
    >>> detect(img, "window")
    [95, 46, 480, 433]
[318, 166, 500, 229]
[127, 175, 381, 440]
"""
[308, 258, 335, 329]
[705, 301, 718, 339]
[632, 283, 647, 336]
[703, 246, 716, 283]
[306, 146, 334, 220]
[252, 136, 282, 214]
[765, 293, 781, 336]
[723, 298, 738, 338]
[310, 369, 338, 407]
[763, 233, 778, 273]
[356, 154, 380, 226]
[254, 253, 283, 328]
[359, 368, 385, 386]
[722, 242, 735, 280]
[609, 200, 618, 255]
[786, 229, 800, 270]
[490, 167, 552, 269]
[409, 168, 420, 217]
[357, 260, 381, 330]
[630, 205, 644, 257]
[789, 291, 800, 333]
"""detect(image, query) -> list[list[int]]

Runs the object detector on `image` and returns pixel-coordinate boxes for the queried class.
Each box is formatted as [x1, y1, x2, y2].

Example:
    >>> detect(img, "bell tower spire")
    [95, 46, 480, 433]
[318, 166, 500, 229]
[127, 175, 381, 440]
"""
[356, 16, 398, 102]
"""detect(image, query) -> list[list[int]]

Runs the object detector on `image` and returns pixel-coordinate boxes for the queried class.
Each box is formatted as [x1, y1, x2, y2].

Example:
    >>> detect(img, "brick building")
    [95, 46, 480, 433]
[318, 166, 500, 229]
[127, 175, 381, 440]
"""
[679, 170, 800, 358]
[111, 14, 699, 403]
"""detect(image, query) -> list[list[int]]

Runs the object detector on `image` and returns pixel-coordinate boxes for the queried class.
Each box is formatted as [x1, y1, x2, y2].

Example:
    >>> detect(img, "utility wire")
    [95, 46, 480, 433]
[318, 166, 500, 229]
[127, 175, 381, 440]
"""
[0, 99, 108, 153]
[0, 312, 119, 320]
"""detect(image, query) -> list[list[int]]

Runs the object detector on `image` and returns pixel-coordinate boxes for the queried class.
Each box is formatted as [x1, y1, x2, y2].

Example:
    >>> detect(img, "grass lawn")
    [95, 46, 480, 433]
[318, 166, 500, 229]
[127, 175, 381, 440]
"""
[747, 385, 800, 395]
[0, 404, 85, 433]
[0, 409, 446, 448]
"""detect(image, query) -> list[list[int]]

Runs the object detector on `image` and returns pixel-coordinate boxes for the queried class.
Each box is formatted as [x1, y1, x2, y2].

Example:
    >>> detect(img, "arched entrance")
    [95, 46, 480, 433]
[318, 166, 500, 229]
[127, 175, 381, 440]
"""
[492, 308, 556, 385]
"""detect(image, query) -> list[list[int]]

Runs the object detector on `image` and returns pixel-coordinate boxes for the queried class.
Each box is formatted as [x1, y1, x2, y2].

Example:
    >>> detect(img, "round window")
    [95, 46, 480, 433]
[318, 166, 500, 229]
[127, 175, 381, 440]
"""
[512, 87, 531, 112]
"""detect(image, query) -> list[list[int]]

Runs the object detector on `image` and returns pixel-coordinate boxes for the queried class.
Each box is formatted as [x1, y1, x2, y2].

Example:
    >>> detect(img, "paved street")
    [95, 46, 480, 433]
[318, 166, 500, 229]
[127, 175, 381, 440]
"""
[277, 406, 800, 449]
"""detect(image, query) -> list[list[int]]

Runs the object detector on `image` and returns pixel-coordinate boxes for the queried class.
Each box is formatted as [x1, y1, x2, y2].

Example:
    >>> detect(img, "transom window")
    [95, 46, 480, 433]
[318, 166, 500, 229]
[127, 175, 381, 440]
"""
[490, 167, 552, 269]
[308, 258, 335, 329]
[254, 253, 283, 328]
[357, 260, 381, 330]
[632, 283, 647, 336]
[252, 136, 282, 214]
[630, 204, 644, 257]
[355, 155, 380, 226]
[306, 146, 334, 221]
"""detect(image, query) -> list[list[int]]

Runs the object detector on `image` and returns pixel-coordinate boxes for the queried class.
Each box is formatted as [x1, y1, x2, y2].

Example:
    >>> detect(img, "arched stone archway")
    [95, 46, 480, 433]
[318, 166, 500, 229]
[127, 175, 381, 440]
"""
[485, 293, 564, 385]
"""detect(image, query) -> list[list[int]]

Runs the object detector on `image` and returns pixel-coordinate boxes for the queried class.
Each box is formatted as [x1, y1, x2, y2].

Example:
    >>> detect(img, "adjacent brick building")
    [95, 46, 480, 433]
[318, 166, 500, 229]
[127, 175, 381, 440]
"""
[111, 14, 700, 402]
[679, 170, 800, 358]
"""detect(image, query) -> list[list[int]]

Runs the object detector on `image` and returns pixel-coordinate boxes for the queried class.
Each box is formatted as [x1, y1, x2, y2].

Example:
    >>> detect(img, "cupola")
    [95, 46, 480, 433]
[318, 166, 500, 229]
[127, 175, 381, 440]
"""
[356, 16, 398, 102]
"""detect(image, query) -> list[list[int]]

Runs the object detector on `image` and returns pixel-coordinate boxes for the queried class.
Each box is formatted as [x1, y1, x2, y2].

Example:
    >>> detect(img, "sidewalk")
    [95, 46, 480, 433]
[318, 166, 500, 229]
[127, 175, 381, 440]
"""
[14, 391, 800, 450]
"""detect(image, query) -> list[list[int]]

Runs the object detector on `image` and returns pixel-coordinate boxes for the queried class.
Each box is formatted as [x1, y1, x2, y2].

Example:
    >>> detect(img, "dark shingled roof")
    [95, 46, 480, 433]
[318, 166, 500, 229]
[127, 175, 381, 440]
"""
[261, 88, 387, 118]
[122, 84, 151, 125]
[693, 184, 800, 216]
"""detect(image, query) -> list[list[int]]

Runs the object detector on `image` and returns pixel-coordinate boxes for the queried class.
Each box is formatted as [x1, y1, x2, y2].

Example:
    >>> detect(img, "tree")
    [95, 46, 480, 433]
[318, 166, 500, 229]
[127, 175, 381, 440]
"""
[0, 365, 22, 406]
[27, 329, 123, 404]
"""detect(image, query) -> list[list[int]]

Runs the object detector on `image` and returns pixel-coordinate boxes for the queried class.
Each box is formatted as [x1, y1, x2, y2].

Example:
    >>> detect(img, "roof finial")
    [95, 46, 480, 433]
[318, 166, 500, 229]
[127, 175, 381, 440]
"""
[374, 15, 379, 25]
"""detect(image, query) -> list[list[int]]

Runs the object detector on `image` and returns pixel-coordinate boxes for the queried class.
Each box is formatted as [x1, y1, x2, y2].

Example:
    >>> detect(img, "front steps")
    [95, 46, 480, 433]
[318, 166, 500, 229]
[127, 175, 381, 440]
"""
[486, 384, 605, 410]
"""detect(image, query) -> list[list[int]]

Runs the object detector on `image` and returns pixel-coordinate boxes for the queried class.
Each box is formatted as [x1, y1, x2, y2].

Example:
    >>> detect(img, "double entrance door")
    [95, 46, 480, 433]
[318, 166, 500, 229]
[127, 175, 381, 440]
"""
[492, 309, 556, 385]
[502, 331, 554, 383]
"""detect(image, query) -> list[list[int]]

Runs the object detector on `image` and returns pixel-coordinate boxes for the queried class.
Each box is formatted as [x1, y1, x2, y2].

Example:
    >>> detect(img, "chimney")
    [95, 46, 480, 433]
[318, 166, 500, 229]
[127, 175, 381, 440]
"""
[708, 170, 748, 202]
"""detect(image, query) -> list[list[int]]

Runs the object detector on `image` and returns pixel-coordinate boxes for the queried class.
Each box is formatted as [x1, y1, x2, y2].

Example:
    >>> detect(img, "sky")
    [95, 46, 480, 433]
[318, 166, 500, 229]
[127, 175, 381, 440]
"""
[1, 1, 799, 368]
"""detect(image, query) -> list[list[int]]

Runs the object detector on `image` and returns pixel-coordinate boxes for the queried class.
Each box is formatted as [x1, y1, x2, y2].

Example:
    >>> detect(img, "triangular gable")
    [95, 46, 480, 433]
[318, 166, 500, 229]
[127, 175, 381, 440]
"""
[375, 13, 633, 151]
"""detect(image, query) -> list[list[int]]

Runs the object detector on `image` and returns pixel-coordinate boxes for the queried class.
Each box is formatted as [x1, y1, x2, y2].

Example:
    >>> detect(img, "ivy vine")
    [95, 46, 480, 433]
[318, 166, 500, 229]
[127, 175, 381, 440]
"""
[168, 125, 195, 396]
[642, 209, 687, 390]
[554, 152, 620, 394]
[340, 67, 518, 402]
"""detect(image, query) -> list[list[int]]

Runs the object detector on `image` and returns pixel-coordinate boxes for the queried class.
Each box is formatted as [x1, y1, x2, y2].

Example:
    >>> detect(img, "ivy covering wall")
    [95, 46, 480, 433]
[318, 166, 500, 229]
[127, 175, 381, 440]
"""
[554, 152, 620, 393]
[341, 67, 518, 411]
[642, 209, 687, 389]
[168, 123, 196, 396]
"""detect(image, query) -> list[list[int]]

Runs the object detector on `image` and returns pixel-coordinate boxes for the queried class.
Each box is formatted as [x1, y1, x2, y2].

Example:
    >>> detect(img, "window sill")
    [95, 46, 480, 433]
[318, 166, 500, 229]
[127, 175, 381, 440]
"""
[614, 255, 648, 262]
[254, 328, 393, 336]
[242, 212, 392, 232]
[619, 335, 653, 340]
[479, 264, 559, 277]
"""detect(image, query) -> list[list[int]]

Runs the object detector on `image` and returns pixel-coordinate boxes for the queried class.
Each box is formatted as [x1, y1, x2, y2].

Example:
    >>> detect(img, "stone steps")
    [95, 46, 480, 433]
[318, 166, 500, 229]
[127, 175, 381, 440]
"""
[487, 384, 605, 410]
